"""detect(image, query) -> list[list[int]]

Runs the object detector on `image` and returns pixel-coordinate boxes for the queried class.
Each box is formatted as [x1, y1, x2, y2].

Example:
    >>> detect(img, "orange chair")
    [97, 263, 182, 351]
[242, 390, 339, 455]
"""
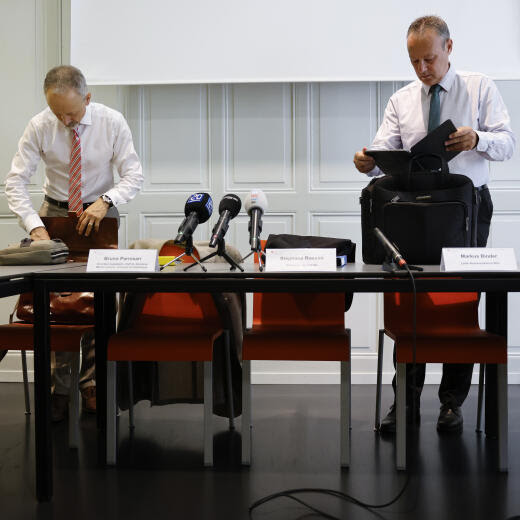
[375, 291, 507, 471]
[0, 321, 94, 447]
[106, 243, 233, 467]
[241, 289, 351, 467]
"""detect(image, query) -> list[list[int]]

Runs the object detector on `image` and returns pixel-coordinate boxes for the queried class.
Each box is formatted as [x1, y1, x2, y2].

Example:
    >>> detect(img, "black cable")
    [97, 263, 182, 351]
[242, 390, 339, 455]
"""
[248, 485, 406, 519]
[258, 493, 342, 520]
[248, 476, 413, 516]
[249, 266, 419, 520]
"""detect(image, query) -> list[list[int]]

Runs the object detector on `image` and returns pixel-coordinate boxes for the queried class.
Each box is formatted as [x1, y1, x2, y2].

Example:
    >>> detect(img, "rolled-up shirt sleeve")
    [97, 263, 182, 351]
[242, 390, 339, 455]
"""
[5, 121, 45, 233]
[104, 114, 143, 206]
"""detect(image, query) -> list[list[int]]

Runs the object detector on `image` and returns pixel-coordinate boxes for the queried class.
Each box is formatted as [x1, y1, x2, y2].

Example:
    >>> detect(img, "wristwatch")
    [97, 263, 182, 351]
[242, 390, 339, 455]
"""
[100, 194, 113, 207]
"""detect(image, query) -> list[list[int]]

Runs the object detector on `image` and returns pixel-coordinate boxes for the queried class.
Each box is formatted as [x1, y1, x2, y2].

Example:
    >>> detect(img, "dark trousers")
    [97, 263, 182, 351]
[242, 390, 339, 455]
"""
[391, 186, 493, 408]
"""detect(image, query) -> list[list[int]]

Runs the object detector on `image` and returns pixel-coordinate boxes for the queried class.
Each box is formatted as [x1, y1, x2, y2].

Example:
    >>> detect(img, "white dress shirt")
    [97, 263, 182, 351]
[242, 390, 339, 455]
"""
[368, 66, 516, 187]
[5, 102, 144, 232]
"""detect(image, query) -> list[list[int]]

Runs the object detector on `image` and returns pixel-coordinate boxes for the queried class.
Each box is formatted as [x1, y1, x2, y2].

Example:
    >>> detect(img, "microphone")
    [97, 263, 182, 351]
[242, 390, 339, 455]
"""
[373, 227, 407, 268]
[209, 194, 241, 248]
[244, 189, 268, 251]
[175, 193, 213, 244]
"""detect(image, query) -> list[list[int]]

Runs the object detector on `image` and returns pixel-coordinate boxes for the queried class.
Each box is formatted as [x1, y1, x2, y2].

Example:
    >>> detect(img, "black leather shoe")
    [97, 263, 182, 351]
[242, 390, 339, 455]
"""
[437, 404, 463, 433]
[379, 403, 420, 434]
[51, 394, 69, 423]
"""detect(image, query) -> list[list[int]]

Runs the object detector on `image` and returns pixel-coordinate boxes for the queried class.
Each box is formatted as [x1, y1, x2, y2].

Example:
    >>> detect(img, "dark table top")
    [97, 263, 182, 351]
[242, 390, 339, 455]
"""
[13, 262, 520, 293]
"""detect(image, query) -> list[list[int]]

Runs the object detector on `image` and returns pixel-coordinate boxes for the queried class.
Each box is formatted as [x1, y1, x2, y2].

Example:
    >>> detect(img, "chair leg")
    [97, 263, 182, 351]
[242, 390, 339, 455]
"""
[127, 361, 135, 431]
[241, 359, 251, 466]
[375, 329, 385, 431]
[396, 362, 406, 471]
[68, 352, 80, 449]
[340, 360, 350, 468]
[21, 351, 31, 415]
[497, 363, 508, 472]
[223, 330, 235, 430]
[347, 329, 352, 430]
[476, 363, 485, 433]
[203, 360, 213, 467]
[106, 360, 118, 465]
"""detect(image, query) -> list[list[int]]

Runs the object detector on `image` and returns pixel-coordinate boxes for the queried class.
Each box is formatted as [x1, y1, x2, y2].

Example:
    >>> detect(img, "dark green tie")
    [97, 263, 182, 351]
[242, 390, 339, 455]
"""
[428, 84, 441, 132]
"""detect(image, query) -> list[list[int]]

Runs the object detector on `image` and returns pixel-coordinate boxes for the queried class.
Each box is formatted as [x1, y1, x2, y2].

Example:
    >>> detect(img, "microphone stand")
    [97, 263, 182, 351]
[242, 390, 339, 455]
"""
[185, 237, 244, 272]
[161, 236, 207, 272]
[381, 254, 423, 273]
[241, 248, 264, 271]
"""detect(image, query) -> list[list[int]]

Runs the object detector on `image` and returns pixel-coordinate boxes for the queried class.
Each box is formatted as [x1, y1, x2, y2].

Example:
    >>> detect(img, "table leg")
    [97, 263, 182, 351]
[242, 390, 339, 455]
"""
[95, 291, 116, 462]
[485, 291, 507, 438]
[33, 280, 52, 501]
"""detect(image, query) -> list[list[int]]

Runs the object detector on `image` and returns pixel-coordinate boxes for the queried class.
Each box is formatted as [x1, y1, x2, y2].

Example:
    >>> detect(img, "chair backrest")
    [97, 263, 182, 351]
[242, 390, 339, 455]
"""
[136, 243, 221, 329]
[252, 292, 345, 330]
[384, 290, 480, 334]
[253, 239, 345, 330]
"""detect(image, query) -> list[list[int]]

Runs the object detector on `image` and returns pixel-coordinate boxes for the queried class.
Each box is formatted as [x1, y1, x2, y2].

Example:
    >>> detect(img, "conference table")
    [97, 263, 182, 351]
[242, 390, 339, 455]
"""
[1, 262, 517, 501]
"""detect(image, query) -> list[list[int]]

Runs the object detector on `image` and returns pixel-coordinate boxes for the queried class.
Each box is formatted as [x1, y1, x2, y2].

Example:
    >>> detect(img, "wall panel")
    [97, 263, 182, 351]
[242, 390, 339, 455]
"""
[228, 84, 294, 190]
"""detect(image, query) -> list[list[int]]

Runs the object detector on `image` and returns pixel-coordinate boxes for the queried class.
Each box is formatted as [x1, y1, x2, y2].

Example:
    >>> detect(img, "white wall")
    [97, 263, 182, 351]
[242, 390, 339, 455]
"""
[1, 0, 520, 384]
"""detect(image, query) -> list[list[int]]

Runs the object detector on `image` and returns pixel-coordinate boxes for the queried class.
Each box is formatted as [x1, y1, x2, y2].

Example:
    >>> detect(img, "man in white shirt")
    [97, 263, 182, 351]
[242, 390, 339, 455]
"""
[5, 65, 143, 420]
[353, 16, 515, 434]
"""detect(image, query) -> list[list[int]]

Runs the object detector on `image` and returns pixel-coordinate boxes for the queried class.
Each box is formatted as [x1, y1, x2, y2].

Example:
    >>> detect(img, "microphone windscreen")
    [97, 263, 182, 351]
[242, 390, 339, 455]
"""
[244, 189, 268, 215]
[218, 193, 241, 218]
[184, 193, 213, 223]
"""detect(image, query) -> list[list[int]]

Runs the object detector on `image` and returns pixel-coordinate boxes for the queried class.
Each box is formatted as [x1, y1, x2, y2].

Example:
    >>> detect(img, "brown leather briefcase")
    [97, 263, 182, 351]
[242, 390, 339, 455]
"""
[15, 215, 118, 324]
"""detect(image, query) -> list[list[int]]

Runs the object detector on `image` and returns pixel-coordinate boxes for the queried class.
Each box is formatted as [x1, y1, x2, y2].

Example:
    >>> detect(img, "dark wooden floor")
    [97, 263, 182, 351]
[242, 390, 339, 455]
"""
[1, 382, 519, 520]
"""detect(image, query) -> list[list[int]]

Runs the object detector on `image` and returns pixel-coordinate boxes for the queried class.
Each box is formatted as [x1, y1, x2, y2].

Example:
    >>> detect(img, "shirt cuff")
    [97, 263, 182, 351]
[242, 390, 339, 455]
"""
[25, 214, 45, 234]
[366, 165, 382, 177]
[103, 189, 121, 207]
[475, 131, 489, 153]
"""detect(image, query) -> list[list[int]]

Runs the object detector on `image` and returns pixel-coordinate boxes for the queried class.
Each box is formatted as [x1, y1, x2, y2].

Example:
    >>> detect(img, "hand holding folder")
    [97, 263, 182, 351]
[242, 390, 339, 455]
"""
[365, 119, 460, 176]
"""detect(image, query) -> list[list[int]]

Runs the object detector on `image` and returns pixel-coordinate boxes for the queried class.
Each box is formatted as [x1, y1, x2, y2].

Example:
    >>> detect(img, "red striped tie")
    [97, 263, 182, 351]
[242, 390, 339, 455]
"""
[69, 129, 83, 216]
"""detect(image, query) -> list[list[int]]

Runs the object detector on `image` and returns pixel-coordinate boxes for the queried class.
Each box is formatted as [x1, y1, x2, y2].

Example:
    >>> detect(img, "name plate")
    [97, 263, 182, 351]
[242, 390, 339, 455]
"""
[87, 249, 159, 272]
[441, 247, 518, 272]
[265, 248, 336, 272]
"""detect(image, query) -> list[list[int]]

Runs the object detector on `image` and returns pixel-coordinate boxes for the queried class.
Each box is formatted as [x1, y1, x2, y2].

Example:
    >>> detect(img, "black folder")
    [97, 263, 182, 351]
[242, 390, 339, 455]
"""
[365, 119, 460, 176]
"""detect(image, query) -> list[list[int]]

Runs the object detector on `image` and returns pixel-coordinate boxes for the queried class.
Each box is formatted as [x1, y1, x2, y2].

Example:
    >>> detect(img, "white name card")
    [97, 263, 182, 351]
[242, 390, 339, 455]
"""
[265, 248, 336, 272]
[87, 249, 159, 272]
[441, 247, 518, 272]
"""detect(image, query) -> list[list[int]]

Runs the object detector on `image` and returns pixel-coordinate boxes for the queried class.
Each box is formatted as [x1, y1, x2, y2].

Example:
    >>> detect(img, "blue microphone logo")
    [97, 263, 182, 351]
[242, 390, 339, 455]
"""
[205, 197, 213, 214]
[188, 193, 204, 204]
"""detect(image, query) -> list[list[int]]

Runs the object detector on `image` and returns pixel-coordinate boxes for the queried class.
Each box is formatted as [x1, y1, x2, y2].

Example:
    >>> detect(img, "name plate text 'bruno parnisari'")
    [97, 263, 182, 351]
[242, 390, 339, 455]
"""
[87, 249, 159, 272]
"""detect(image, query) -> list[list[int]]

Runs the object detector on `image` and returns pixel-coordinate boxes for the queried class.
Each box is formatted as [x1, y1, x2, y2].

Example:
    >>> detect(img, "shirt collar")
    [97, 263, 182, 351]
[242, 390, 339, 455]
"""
[79, 103, 92, 126]
[421, 64, 456, 95]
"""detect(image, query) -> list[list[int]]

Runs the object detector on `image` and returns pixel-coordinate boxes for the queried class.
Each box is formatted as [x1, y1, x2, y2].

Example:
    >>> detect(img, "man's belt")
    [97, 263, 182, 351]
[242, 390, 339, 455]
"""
[44, 195, 93, 210]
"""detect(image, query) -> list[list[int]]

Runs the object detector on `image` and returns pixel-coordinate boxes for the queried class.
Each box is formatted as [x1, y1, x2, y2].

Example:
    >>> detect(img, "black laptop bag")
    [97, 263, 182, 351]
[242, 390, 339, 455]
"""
[360, 154, 478, 265]
[264, 234, 356, 310]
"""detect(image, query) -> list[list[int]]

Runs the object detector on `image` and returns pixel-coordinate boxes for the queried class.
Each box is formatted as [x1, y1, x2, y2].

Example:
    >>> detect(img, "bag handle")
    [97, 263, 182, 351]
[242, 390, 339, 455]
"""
[405, 153, 449, 190]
